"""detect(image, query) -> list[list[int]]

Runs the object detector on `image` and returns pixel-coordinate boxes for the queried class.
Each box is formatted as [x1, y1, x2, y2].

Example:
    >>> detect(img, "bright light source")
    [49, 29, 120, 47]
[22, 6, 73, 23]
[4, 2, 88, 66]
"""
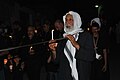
[95, 5, 99, 8]
[34, 30, 37, 33]
[87, 28, 90, 31]
[9, 35, 12, 39]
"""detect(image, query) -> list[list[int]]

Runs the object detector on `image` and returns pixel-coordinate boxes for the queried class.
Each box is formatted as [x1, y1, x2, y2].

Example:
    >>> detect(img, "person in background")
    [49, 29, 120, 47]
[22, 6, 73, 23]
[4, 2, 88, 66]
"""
[20, 25, 43, 80]
[54, 19, 64, 39]
[0, 23, 10, 80]
[90, 18, 110, 80]
[13, 54, 24, 80]
[4, 54, 15, 80]
[46, 19, 64, 80]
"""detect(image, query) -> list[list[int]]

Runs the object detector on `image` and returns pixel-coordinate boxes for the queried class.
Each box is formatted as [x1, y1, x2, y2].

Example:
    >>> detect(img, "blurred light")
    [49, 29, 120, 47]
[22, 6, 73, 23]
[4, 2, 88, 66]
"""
[5, 29, 8, 33]
[9, 65, 13, 72]
[35, 30, 37, 33]
[95, 5, 99, 8]
[30, 46, 33, 51]
[9, 35, 12, 39]
[87, 28, 90, 31]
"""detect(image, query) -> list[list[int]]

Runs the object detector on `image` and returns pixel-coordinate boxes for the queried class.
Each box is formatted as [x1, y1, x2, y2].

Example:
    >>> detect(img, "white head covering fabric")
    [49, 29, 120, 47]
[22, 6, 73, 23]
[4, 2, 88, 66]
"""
[63, 11, 84, 37]
[90, 17, 101, 27]
[63, 11, 83, 80]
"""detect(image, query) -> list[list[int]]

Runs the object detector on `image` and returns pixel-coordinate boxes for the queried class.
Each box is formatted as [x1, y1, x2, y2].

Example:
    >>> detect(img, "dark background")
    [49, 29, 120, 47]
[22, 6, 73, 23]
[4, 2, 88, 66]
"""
[0, 0, 120, 80]
[13, 0, 120, 26]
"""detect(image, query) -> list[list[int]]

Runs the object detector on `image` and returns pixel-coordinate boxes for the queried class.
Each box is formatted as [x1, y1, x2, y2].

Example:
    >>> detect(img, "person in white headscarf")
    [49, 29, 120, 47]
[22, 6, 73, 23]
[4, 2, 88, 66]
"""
[62, 11, 83, 80]
[49, 11, 95, 80]
[90, 18, 110, 80]
[90, 18, 101, 28]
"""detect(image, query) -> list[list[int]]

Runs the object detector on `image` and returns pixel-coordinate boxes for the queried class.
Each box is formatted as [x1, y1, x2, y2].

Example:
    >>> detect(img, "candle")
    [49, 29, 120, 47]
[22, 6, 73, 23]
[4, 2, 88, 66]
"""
[9, 65, 13, 72]
[30, 46, 33, 51]
[9, 35, 12, 39]
[51, 29, 54, 40]
[34, 30, 37, 33]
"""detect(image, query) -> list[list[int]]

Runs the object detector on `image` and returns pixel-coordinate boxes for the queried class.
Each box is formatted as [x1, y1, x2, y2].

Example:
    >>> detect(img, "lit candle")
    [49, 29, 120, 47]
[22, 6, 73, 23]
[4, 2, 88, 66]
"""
[51, 29, 54, 40]
[87, 28, 90, 31]
[30, 46, 33, 51]
[9, 35, 12, 39]
[34, 30, 37, 33]
[9, 65, 13, 72]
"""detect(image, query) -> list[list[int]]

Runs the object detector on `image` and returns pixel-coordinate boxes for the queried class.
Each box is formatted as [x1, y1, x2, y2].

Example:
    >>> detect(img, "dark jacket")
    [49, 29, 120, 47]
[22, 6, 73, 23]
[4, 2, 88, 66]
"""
[75, 31, 96, 61]
[54, 31, 95, 80]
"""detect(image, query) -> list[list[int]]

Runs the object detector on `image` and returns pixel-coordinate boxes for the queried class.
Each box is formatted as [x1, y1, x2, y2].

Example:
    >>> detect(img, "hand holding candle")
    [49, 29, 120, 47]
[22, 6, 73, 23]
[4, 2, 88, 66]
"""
[51, 29, 54, 40]
[30, 46, 33, 51]
[29, 46, 34, 55]
[9, 65, 13, 72]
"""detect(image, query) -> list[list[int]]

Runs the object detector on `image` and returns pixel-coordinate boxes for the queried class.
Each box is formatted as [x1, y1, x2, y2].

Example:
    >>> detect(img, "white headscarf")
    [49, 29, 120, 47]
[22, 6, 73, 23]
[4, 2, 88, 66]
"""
[90, 17, 101, 28]
[63, 11, 83, 80]
[63, 11, 83, 36]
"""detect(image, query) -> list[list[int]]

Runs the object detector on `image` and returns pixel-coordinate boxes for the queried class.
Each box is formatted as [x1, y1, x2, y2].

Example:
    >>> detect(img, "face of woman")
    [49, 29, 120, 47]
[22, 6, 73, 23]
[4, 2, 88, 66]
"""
[65, 14, 74, 28]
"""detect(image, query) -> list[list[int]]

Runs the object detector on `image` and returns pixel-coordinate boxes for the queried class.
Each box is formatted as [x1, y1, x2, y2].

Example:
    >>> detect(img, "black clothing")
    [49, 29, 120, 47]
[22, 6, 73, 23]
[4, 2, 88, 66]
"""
[46, 30, 64, 80]
[76, 60, 92, 80]
[75, 31, 95, 61]
[4, 58, 15, 80]
[55, 31, 95, 80]
[0, 35, 6, 70]
[91, 33, 110, 80]
[53, 29, 65, 39]
[20, 35, 42, 62]
[13, 60, 24, 80]
[0, 35, 10, 70]
[91, 59, 110, 80]
[20, 35, 43, 80]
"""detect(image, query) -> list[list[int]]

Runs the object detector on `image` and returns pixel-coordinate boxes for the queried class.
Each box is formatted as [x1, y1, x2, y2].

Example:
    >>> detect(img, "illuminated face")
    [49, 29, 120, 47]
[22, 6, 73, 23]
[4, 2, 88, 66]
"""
[65, 14, 74, 28]
[65, 14, 74, 32]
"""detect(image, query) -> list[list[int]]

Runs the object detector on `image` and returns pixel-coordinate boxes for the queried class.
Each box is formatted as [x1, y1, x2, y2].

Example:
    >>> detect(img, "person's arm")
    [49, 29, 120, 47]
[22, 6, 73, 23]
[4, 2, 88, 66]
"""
[47, 51, 56, 63]
[49, 40, 57, 60]
[65, 34, 80, 50]
[102, 48, 108, 72]
[47, 55, 51, 63]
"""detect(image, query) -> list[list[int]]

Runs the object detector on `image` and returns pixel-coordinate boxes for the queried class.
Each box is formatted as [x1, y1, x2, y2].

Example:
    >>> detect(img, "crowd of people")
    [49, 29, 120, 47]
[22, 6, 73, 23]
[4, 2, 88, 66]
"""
[0, 10, 117, 80]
